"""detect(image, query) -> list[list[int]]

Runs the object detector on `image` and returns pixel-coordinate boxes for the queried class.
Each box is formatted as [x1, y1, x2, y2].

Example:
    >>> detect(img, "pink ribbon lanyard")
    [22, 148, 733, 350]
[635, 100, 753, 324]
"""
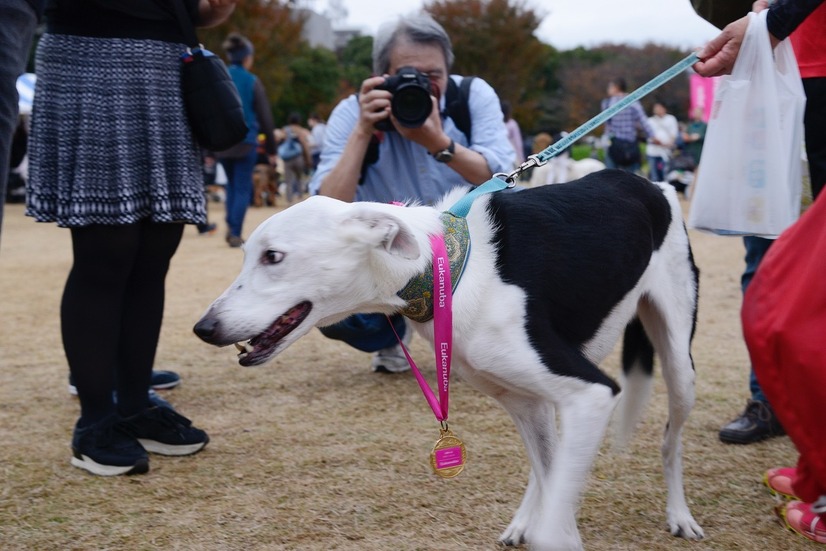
[390, 233, 453, 423]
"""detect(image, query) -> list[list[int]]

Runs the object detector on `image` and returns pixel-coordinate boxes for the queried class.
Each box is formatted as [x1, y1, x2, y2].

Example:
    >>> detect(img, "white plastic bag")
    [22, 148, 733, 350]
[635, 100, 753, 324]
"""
[688, 10, 806, 238]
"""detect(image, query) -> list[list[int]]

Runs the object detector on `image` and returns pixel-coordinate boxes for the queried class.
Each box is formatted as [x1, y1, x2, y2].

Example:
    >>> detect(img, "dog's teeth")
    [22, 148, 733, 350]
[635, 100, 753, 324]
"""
[234, 342, 245, 352]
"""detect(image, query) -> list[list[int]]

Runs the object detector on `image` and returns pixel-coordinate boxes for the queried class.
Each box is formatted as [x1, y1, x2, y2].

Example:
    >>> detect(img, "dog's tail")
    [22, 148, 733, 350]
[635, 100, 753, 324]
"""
[612, 316, 655, 451]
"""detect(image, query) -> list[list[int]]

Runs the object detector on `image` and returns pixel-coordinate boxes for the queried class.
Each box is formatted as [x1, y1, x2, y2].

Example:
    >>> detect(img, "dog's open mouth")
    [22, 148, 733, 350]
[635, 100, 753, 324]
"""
[234, 301, 312, 366]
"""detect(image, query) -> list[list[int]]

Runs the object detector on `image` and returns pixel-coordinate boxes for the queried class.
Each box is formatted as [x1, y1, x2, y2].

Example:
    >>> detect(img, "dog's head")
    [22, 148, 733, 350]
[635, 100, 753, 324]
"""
[193, 195, 439, 366]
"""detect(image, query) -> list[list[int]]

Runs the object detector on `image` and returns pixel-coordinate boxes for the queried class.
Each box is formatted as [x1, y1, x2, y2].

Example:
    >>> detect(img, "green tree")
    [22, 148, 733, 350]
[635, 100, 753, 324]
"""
[338, 34, 374, 95]
[552, 43, 691, 135]
[197, 1, 305, 119]
[426, 0, 548, 129]
[276, 45, 342, 123]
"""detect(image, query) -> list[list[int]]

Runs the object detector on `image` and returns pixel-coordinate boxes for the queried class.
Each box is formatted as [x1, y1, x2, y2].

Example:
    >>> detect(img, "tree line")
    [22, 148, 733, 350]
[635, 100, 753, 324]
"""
[199, 0, 695, 138]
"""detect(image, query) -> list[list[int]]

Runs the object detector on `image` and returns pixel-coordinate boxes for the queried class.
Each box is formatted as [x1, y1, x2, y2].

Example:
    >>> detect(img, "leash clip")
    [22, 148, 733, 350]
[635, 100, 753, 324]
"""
[494, 155, 540, 187]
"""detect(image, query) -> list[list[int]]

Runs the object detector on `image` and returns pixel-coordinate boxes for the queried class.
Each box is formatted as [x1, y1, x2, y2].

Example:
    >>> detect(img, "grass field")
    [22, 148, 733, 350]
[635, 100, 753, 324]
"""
[0, 196, 812, 550]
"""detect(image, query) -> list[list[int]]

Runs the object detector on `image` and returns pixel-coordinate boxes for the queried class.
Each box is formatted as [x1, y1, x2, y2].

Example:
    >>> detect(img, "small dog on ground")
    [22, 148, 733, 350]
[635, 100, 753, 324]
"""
[194, 169, 704, 550]
[252, 163, 278, 207]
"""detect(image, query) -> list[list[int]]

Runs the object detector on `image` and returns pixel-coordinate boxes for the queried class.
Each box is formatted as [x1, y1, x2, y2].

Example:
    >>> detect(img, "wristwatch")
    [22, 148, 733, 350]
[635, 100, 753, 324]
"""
[431, 139, 455, 163]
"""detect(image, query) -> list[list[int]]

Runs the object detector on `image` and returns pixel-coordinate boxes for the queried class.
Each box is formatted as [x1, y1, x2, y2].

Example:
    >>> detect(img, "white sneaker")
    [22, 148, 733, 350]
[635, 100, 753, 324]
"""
[371, 322, 412, 373]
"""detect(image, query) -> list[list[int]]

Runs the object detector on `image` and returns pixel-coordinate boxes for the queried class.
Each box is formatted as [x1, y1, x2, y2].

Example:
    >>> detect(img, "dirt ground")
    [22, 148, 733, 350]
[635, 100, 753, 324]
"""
[0, 196, 812, 550]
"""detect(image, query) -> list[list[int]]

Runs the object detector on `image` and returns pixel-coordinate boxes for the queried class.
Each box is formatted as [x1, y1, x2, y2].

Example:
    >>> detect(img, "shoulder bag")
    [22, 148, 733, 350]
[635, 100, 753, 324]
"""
[172, 1, 248, 151]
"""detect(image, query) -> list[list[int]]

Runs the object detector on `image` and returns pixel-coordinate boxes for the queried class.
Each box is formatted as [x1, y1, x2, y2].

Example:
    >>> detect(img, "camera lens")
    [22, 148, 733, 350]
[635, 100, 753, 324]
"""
[392, 85, 431, 128]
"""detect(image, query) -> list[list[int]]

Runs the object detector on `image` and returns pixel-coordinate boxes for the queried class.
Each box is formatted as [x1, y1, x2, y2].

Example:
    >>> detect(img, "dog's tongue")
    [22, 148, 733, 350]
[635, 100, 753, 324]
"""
[234, 301, 312, 366]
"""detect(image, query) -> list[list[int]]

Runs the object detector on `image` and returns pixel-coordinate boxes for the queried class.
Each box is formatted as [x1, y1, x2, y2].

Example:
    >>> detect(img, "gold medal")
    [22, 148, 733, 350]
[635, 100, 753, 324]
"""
[429, 426, 466, 478]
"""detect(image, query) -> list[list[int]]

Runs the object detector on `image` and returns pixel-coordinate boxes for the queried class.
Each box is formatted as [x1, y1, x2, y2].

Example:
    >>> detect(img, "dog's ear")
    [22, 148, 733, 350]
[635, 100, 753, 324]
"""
[341, 210, 420, 260]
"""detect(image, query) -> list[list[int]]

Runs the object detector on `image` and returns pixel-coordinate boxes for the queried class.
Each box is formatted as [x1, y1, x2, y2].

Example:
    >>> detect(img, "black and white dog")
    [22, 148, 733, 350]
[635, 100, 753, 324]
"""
[194, 169, 703, 549]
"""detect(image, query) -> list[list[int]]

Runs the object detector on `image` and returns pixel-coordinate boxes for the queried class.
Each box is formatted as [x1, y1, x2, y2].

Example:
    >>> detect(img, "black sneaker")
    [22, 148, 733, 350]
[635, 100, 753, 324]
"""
[118, 407, 209, 456]
[197, 222, 217, 235]
[71, 415, 149, 476]
[719, 399, 786, 444]
[147, 370, 182, 390]
[68, 370, 181, 395]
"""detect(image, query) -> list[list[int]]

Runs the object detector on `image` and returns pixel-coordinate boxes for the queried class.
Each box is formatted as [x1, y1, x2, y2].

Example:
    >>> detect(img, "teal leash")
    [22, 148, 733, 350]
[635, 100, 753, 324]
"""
[530, 52, 699, 168]
[448, 52, 699, 218]
[447, 177, 510, 217]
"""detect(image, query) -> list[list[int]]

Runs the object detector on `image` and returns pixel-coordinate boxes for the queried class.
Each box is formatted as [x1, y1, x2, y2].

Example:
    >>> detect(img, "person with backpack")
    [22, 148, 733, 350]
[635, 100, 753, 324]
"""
[278, 112, 312, 204]
[601, 77, 656, 174]
[217, 32, 276, 248]
[308, 13, 514, 374]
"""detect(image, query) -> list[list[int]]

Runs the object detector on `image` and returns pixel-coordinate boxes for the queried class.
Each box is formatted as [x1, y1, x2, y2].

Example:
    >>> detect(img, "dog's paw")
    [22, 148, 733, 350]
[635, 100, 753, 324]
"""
[667, 510, 704, 540]
[498, 523, 527, 547]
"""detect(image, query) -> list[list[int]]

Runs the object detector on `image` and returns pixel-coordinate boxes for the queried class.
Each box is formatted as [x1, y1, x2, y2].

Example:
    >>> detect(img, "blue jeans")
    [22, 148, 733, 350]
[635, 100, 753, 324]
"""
[742, 236, 773, 403]
[0, 0, 37, 243]
[647, 156, 668, 182]
[319, 313, 406, 353]
[220, 146, 258, 238]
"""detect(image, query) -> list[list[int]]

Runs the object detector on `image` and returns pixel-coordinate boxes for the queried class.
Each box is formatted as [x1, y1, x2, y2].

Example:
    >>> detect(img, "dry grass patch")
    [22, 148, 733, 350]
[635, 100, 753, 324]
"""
[0, 199, 811, 550]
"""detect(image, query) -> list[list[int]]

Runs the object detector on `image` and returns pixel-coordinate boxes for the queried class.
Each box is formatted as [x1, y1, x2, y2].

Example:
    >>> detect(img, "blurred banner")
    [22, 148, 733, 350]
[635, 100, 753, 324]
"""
[689, 73, 720, 122]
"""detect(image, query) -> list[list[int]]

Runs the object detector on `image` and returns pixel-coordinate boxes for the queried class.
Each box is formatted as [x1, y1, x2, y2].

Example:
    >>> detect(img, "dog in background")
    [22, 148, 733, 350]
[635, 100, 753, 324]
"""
[527, 132, 606, 187]
[252, 162, 279, 208]
[194, 169, 704, 550]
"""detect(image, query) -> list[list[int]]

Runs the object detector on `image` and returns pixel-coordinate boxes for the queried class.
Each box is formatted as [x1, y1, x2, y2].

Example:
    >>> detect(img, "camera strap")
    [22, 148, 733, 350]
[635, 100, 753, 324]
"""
[443, 76, 475, 143]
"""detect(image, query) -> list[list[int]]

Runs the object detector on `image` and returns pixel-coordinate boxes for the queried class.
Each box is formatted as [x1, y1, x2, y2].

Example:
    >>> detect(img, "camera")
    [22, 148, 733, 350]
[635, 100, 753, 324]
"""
[374, 66, 433, 130]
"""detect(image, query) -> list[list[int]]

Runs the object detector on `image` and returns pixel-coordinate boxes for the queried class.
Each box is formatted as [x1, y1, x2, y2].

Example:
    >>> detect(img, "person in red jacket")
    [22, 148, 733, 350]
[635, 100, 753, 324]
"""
[695, 0, 826, 543]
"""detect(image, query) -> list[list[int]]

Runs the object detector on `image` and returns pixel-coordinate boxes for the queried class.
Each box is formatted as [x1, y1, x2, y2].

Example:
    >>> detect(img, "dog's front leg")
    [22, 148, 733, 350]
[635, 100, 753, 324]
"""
[530, 384, 619, 551]
[496, 397, 557, 547]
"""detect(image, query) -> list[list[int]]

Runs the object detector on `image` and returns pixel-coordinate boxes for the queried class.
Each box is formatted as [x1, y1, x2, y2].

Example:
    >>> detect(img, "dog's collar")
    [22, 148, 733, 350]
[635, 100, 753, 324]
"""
[397, 212, 470, 323]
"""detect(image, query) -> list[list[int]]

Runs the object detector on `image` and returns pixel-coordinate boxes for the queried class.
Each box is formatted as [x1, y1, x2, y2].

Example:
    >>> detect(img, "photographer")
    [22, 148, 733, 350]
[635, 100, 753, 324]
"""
[308, 14, 514, 372]
[309, 14, 514, 205]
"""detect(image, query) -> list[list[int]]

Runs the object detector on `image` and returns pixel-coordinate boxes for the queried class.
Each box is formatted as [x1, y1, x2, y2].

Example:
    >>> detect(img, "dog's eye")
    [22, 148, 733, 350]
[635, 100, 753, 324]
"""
[263, 250, 285, 265]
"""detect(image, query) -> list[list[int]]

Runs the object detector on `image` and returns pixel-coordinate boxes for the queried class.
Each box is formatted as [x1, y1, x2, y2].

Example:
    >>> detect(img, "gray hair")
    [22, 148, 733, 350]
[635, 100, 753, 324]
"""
[372, 14, 454, 75]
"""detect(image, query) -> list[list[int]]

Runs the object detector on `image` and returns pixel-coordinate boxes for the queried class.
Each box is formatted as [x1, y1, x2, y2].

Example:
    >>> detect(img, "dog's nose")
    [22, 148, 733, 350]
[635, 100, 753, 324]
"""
[193, 317, 219, 342]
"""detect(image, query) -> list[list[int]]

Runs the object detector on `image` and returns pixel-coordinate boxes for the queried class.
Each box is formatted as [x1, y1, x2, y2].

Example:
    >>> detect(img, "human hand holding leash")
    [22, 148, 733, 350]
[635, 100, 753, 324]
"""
[694, 0, 779, 77]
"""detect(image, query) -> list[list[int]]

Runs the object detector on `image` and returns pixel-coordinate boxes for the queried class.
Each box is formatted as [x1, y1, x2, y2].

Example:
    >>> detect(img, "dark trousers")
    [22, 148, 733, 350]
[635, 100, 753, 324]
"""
[220, 147, 258, 238]
[744, 77, 826, 404]
[63, 221, 184, 425]
[803, 77, 826, 200]
[0, 1, 38, 243]
[318, 313, 407, 353]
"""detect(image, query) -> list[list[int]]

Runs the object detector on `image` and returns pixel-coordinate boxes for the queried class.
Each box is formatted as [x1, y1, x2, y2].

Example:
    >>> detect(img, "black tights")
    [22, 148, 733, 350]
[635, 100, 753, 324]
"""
[62, 221, 184, 426]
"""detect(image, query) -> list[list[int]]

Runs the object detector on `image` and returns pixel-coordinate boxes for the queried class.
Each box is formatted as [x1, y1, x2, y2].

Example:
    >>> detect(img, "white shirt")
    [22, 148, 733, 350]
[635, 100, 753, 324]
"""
[310, 122, 327, 155]
[646, 113, 679, 160]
